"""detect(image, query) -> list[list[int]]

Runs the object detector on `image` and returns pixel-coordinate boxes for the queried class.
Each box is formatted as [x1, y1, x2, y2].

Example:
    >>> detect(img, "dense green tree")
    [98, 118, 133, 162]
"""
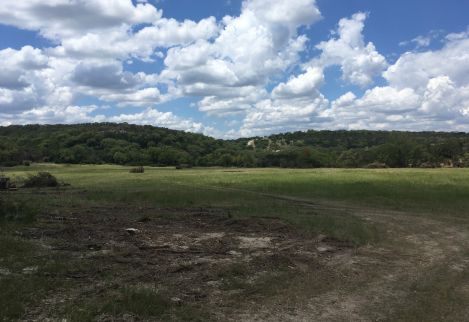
[0, 124, 468, 168]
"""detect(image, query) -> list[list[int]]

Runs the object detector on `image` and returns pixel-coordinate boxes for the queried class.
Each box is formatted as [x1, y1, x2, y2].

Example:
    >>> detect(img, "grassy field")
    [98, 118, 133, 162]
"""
[1, 164, 469, 321]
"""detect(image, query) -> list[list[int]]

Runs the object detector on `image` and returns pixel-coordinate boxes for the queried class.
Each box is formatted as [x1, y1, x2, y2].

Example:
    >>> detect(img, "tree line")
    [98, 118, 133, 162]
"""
[1, 123, 469, 168]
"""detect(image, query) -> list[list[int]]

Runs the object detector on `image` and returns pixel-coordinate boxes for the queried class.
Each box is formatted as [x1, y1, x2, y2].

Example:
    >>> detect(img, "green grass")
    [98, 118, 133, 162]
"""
[0, 232, 87, 321]
[63, 287, 212, 322]
[0, 194, 40, 223]
[0, 275, 59, 321]
[6, 165, 469, 217]
[0, 235, 37, 270]
[5, 164, 469, 244]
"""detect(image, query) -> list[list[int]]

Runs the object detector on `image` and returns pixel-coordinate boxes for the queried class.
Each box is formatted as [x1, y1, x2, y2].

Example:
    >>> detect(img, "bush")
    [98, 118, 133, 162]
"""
[364, 162, 388, 169]
[129, 166, 145, 173]
[23, 172, 59, 188]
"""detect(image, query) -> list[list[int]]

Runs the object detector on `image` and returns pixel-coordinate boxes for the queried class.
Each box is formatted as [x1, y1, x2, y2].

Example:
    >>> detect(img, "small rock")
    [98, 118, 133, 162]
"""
[22, 266, 38, 274]
[316, 245, 335, 253]
[171, 297, 183, 305]
[228, 250, 242, 257]
[206, 280, 221, 287]
[125, 228, 140, 235]
[0, 268, 11, 276]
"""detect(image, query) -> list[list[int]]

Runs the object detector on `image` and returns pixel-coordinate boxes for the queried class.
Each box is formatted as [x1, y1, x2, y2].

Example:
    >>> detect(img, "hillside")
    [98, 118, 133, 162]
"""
[1, 123, 469, 168]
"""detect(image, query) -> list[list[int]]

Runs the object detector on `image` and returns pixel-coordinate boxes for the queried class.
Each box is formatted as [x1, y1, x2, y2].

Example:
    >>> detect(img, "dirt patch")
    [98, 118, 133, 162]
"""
[14, 198, 350, 321]
[10, 185, 469, 321]
[237, 236, 273, 249]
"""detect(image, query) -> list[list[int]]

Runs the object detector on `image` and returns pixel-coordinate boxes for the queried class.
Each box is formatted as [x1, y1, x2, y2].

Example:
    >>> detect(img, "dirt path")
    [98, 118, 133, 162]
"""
[199, 185, 469, 321]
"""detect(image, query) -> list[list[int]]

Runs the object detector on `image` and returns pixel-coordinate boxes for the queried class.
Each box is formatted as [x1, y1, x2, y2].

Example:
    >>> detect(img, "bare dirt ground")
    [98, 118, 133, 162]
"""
[242, 202, 469, 321]
[7, 188, 469, 321]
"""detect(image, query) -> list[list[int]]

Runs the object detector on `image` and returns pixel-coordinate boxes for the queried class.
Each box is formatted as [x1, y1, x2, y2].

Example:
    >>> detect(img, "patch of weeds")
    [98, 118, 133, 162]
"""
[173, 304, 213, 322]
[0, 275, 59, 321]
[217, 260, 294, 299]
[23, 172, 59, 188]
[243, 270, 295, 298]
[232, 198, 381, 246]
[64, 287, 213, 322]
[291, 211, 382, 246]
[0, 234, 37, 270]
[0, 195, 39, 223]
[217, 263, 250, 279]
[103, 287, 172, 317]
[38, 258, 87, 277]
[217, 263, 252, 291]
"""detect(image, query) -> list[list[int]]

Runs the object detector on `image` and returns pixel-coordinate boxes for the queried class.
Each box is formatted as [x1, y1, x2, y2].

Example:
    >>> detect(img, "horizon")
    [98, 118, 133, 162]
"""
[1, 0, 469, 138]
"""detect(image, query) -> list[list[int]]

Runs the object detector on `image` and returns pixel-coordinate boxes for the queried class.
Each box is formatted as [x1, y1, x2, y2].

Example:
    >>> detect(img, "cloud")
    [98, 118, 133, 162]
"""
[56, 17, 219, 61]
[161, 0, 321, 115]
[72, 62, 142, 90]
[103, 88, 163, 107]
[420, 76, 469, 119]
[103, 108, 209, 134]
[0, 46, 75, 113]
[0, 0, 161, 40]
[239, 67, 329, 137]
[384, 32, 469, 90]
[0, 46, 49, 90]
[272, 67, 324, 99]
[312, 12, 388, 87]
[399, 35, 431, 48]
[243, 0, 321, 30]
[198, 87, 268, 116]
[240, 95, 330, 137]
[399, 30, 444, 49]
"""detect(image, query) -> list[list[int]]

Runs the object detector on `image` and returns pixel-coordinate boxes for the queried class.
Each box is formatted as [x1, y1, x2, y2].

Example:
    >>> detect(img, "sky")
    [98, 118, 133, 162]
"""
[0, 0, 469, 138]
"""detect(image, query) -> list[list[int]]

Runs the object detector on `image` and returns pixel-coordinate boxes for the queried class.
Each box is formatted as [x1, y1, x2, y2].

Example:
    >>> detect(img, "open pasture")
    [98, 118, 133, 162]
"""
[1, 165, 469, 321]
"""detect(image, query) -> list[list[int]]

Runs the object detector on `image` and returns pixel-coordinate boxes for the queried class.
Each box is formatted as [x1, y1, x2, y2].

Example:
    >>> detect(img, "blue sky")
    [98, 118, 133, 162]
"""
[0, 0, 469, 137]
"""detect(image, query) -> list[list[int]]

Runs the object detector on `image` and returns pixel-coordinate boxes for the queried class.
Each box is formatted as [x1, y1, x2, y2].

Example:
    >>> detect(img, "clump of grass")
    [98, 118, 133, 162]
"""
[0, 195, 38, 223]
[0, 276, 57, 321]
[0, 235, 36, 267]
[291, 211, 382, 246]
[103, 287, 171, 317]
[0, 236, 68, 321]
[65, 287, 212, 321]
[23, 172, 59, 188]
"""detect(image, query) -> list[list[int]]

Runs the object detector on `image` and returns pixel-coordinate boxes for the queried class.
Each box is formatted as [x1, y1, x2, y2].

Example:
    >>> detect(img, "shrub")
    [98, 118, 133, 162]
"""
[129, 166, 145, 173]
[23, 172, 59, 188]
[364, 162, 388, 169]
